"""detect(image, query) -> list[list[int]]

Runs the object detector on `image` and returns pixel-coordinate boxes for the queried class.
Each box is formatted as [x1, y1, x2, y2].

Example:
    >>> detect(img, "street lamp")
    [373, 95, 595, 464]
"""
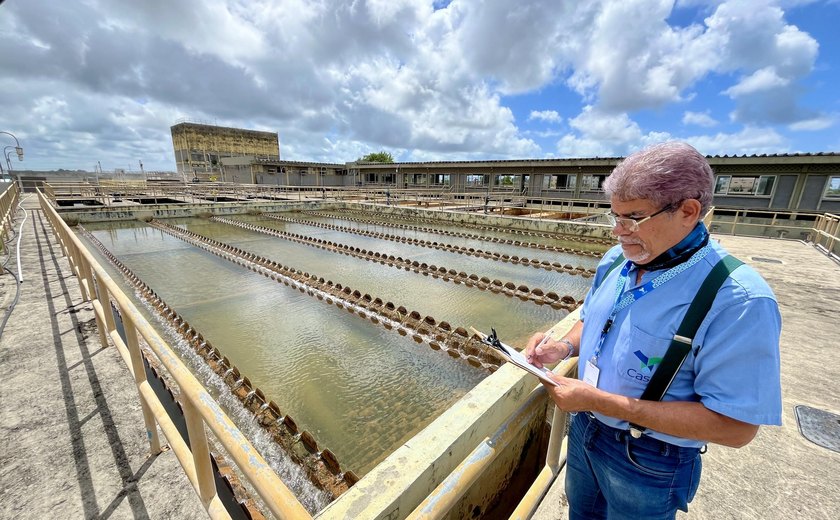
[0, 131, 23, 183]
[4, 145, 22, 172]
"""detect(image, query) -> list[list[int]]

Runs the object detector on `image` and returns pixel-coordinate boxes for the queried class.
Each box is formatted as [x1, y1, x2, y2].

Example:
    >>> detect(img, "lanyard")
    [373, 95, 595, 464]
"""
[592, 244, 713, 363]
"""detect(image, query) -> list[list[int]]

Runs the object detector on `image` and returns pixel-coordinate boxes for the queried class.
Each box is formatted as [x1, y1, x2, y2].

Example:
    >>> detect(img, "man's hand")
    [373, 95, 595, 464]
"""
[524, 333, 565, 368]
[542, 374, 760, 448]
[542, 374, 600, 412]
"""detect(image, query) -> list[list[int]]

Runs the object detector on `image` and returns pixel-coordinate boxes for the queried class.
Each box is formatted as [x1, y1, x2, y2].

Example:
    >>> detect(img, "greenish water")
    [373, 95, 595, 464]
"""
[80, 215, 597, 477]
[297, 212, 603, 267]
[311, 210, 611, 256]
[221, 214, 594, 299]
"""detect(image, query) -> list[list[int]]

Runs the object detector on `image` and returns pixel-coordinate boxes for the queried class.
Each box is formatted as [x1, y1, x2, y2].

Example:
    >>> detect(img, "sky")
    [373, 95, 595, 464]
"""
[0, 0, 839, 172]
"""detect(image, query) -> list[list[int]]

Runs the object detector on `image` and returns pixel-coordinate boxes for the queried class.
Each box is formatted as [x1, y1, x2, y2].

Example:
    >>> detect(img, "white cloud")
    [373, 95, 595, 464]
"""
[705, 1, 819, 125]
[0, 0, 833, 170]
[556, 105, 672, 157]
[528, 110, 563, 124]
[566, 0, 719, 112]
[560, 0, 822, 127]
[97, 0, 269, 65]
[685, 126, 788, 155]
[789, 115, 836, 131]
[682, 111, 719, 127]
[724, 67, 790, 97]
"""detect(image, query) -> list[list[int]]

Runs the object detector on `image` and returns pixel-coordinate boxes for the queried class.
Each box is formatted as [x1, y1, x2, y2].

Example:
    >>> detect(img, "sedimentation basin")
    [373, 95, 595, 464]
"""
[55, 196, 616, 517]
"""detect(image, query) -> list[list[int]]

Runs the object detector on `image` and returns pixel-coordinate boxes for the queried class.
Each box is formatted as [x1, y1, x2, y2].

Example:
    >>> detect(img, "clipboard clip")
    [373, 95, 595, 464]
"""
[483, 327, 505, 352]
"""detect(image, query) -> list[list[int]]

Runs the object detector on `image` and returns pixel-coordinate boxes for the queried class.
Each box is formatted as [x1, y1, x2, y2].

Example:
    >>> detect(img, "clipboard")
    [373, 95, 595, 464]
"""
[471, 327, 559, 386]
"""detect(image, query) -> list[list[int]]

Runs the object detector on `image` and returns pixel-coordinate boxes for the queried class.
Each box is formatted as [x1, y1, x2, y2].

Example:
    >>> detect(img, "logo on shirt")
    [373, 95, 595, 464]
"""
[633, 350, 663, 373]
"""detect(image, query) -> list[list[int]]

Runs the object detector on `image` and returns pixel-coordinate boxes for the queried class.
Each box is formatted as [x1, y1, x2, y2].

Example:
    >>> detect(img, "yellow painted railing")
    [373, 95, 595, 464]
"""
[37, 189, 312, 520]
[403, 318, 581, 520]
[813, 212, 840, 257]
[1, 181, 20, 249]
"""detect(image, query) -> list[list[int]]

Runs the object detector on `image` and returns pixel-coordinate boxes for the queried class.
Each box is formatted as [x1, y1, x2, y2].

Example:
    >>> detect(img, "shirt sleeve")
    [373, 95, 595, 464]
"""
[693, 294, 783, 426]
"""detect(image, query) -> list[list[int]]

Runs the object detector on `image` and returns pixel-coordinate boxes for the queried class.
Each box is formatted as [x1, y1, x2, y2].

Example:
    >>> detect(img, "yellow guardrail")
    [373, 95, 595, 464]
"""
[813, 212, 840, 257]
[1, 181, 20, 250]
[401, 322, 580, 520]
[37, 189, 311, 520]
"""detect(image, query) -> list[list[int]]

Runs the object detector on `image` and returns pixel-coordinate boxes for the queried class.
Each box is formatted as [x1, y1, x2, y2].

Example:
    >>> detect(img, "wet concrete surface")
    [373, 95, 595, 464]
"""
[532, 235, 840, 520]
[0, 200, 205, 519]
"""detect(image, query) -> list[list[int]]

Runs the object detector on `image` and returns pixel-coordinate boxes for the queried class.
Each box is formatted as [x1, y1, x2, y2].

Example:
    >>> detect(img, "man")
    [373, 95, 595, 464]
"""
[525, 142, 782, 519]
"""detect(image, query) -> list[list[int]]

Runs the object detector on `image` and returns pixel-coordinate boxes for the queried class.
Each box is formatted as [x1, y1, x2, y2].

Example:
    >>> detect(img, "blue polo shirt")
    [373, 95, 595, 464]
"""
[579, 240, 782, 448]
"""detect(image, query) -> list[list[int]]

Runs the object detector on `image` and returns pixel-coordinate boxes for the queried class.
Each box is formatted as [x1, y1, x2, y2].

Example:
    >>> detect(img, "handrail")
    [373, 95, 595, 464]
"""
[37, 189, 311, 520]
[404, 312, 581, 520]
[1, 181, 20, 249]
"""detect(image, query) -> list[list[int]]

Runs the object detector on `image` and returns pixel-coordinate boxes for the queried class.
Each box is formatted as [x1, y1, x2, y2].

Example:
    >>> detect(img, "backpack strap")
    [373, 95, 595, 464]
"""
[628, 254, 744, 438]
[605, 253, 625, 278]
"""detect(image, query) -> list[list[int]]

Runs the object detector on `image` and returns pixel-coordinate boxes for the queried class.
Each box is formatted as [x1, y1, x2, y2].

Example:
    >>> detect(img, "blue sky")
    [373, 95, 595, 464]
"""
[0, 0, 838, 172]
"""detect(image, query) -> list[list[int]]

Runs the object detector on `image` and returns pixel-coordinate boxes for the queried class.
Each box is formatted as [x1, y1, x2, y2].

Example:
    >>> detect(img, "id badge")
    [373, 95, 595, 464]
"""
[583, 358, 600, 387]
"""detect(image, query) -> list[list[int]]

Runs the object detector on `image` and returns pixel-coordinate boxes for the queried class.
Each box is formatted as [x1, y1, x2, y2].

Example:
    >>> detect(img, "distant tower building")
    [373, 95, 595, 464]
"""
[170, 120, 280, 182]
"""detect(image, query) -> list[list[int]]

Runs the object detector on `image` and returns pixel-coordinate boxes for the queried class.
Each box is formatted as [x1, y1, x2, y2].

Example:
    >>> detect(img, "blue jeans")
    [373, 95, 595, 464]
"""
[565, 412, 702, 520]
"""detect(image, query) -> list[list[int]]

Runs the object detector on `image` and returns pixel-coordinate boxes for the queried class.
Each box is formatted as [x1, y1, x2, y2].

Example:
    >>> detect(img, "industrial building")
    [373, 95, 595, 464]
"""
[170, 120, 281, 183]
[169, 122, 839, 212]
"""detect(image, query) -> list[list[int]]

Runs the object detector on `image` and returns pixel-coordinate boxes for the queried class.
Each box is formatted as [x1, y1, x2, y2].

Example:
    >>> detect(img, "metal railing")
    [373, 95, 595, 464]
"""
[813, 212, 840, 258]
[1, 181, 20, 250]
[37, 189, 312, 520]
[707, 207, 820, 239]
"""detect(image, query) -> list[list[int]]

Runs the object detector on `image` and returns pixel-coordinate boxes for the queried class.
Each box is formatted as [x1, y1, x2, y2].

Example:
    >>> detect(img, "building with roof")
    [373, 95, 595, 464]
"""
[169, 121, 839, 212]
[345, 153, 840, 213]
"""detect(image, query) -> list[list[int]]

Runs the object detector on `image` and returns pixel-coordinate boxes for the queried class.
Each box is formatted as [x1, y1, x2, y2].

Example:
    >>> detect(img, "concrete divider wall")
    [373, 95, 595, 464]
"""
[343, 202, 615, 241]
[56, 199, 617, 244]
[56, 201, 346, 223]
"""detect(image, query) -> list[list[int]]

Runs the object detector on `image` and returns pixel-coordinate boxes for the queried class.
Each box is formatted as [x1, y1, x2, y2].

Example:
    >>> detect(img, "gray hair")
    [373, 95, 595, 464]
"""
[603, 142, 714, 215]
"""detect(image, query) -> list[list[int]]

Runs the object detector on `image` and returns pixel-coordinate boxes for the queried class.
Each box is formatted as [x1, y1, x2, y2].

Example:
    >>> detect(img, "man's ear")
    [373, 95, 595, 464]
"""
[680, 199, 703, 223]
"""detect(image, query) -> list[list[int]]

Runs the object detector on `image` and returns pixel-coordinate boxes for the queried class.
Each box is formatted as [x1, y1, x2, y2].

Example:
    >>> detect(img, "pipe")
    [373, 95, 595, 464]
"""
[14, 194, 28, 282]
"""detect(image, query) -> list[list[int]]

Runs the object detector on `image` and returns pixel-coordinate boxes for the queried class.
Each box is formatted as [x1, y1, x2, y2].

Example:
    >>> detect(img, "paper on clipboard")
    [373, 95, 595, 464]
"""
[472, 327, 559, 386]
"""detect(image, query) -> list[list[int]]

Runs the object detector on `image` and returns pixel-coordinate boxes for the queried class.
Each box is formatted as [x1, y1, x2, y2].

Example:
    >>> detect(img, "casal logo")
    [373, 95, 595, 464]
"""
[633, 350, 663, 373]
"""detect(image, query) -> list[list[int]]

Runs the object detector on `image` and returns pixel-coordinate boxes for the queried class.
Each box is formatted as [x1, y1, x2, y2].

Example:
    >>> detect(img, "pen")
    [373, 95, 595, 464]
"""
[527, 332, 553, 362]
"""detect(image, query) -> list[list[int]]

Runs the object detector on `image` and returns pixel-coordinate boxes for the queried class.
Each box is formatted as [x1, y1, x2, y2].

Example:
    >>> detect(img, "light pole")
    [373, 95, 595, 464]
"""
[4, 146, 17, 172]
[0, 131, 24, 183]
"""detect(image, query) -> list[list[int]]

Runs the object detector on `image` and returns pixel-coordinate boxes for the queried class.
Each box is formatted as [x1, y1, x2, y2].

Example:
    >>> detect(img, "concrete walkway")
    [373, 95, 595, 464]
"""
[532, 235, 840, 520]
[0, 199, 204, 519]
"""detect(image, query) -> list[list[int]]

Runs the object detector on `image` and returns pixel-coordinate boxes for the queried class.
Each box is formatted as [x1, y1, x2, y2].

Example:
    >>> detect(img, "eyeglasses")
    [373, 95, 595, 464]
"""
[604, 203, 677, 232]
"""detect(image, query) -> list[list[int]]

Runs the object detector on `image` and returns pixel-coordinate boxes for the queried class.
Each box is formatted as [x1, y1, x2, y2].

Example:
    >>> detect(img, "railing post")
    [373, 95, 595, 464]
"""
[78, 250, 95, 302]
[88, 271, 110, 350]
[182, 398, 218, 506]
[122, 313, 162, 453]
[94, 275, 117, 339]
[68, 241, 90, 300]
[545, 405, 567, 473]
